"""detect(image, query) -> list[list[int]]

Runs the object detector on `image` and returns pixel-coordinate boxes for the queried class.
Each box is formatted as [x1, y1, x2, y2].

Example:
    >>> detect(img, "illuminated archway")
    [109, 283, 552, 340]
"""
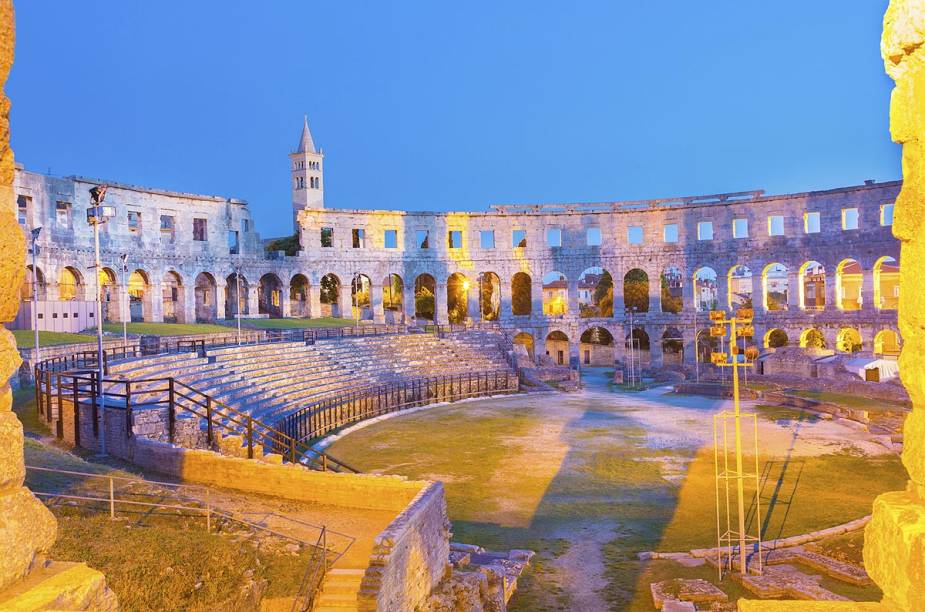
[320, 273, 341, 317]
[874, 256, 899, 310]
[660, 266, 683, 314]
[259, 272, 284, 318]
[693, 267, 718, 312]
[799, 328, 826, 349]
[578, 267, 613, 318]
[480, 272, 501, 321]
[513, 332, 535, 360]
[22, 265, 46, 301]
[447, 272, 471, 324]
[545, 330, 570, 366]
[128, 269, 150, 322]
[382, 274, 404, 323]
[799, 261, 826, 310]
[511, 272, 532, 316]
[727, 265, 753, 310]
[542, 271, 568, 316]
[162, 271, 184, 323]
[58, 266, 84, 300]
[579, 326, 614, 365]
[874, 329, 901, 357]
[624, 269, 649, 313]
[762, 263, 789, 311]
[836, 259, 863, 311]
[836, 327, 863, 353]
[351, 273, 373, 321]
[290, 274, 309, 317]
[764, 328, 788, 349]
[225, 272, 250, 319]
[414, 274, 436, 322]
[194, 272, 217, 322]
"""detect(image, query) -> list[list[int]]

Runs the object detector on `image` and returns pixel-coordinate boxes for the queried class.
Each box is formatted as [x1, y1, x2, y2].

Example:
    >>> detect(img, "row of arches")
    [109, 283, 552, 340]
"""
[762, 327, 901, 355]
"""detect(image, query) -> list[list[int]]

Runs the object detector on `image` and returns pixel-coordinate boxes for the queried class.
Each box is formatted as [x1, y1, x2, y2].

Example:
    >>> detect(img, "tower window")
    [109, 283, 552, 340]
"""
[352, 228, 365, 249]
[56, 201, 72, 229]
[17, 195, 31, 225]
[697, 221, 714, 240]
[546, 227, 562, 247]
[321, 227, 333, 247]
[128, 210, 142, 234]
[193, 218, 207, 241]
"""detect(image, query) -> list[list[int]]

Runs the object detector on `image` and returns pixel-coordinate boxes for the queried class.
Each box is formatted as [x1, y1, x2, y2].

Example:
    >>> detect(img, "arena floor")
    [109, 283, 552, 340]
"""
[325, 369, 907, 610]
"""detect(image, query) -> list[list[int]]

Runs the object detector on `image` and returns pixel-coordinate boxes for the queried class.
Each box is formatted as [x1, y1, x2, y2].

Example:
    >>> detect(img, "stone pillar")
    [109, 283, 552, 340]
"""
[567, 280, 579, 317]
[149, 281, 163, 323]
[0, 0, 61, 592]
[715, 274, 728, 313]
[825, 271, 839, 311]
[861, 268, 875, 312]
[281, 286, 292, 318]
[338, 286, 353, 321]
[860, 8, 925, 608]
[649, 273, 662, 315]
[649, 325, 665, 368]
[531, 278, 543, 318]
[404, 284, 416, 323]
[435, 283, 448, 325]
[182, 283, 195, 324]
[372, 283, 385, 324]
[787, 271, 800, 310]
[469, 285, 480, 323]
[309, 283, 322, 319]
[215, 280, 227, 321]
[247, 284, 259, 317]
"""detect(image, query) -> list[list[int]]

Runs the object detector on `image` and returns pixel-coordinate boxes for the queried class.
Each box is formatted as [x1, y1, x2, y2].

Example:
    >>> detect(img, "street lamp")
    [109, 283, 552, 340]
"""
[29, 227, 43, 362]
[119, 253, 128, 348]
[625, 306, 638, 388]
[88, 185, 114, 456]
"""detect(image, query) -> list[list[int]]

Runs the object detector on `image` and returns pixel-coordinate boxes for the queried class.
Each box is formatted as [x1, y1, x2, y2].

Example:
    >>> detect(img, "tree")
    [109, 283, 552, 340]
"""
[264, 233, 301, 256]
[415, 286, 434, 320]
[624, 269, 649, 313]
[660, 274, 683, 314]
[592, 271, 614, 317]
[320, 274, 338, 304]
[511, 273, 532, 316]
[383, 276, 403, 311]
[767, 329, 788, 348]
[804, 329, 826, 349]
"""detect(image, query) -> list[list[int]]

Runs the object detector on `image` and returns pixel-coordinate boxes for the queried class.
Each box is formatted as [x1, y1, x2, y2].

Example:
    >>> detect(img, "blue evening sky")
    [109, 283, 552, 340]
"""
[9, 1, 899, 238]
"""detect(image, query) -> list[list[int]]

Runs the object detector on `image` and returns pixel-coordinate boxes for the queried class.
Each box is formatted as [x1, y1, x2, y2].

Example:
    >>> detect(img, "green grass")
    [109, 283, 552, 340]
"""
[785, 388, 907, 411]
[11, 329, 96, 348]
[101, 322, 232, 336]
[242, 317, 357, 329]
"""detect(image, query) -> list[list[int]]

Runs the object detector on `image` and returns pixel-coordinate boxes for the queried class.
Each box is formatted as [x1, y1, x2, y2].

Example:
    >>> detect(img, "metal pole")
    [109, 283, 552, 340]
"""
[694, 310, 700, 383]
[120, 254, 128, 348]
[236, 265, 242, 345]
[30, 231, 40, 363]
[731, 317, 747, 574]
[354, 273, 359, 328]
[93, 220, 107, 456]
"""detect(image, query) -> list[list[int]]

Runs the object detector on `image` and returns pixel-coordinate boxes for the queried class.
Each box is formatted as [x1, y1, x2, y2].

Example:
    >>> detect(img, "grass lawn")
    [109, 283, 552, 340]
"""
[242, 317, 356, 329]
[101, 322, 233, 336]
[786, 388, 908, 411]
[11, 329, 96, 348]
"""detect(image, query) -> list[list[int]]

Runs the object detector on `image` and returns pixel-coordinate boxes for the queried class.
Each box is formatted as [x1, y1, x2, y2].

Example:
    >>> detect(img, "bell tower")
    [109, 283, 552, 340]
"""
[290, 115, 324, 222]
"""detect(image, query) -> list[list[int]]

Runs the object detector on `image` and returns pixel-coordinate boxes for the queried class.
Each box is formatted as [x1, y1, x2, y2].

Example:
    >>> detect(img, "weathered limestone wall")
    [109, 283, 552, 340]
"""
[358, 482, 451, 611]
[0, 0, 57, 591]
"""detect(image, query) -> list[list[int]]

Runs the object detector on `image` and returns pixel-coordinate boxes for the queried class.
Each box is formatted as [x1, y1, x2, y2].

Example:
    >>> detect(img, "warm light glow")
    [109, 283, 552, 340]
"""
[462, 279, 470, 291]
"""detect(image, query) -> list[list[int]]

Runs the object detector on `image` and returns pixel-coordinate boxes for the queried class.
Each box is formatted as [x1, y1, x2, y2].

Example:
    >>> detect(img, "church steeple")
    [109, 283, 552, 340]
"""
[290, 115, 325, 223]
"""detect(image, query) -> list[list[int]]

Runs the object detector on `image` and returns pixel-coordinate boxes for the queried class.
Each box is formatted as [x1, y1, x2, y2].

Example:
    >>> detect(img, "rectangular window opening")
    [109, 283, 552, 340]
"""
[733, 218, 748, 239]
[352, 228, 366, 248]
[416, 229, 430, 249]
[448, 230, 463, 249]
[480, 230, 495, 249]
[586, 227, 602, 246]
[768, 215, 785, 236]
[628, 225, 644, 245]
[842, 207, 859, 231]
[384, 229, 398, 249]
[880, 203, 894, 226]
[804, 211, 821, 234]
[546, 227, 562, 247]
[320, 227, 333, 248]
[697, 221, 714, 241]
[512, 229, 527, 248]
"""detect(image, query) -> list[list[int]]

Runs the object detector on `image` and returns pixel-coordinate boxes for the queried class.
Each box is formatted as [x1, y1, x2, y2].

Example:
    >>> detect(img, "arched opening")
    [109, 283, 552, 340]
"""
[693, 267, 718, 312]
[578, 267, 613, 318]
[662, 327, 684, 365]
[225, 273, 250, 320]
[99, 268, 118, 322]
[513, 332, 535, 360]
[728, 265, 753, 310]
[762, 263, 789, 311]
[800, 328, 827, 349]
[22, 265, 46, 300]
[542, 272, 568, 316]
[382, 273, 404, 323]
[511, 272, 532, 316]
[545, 330, 570, 366]
[194, 272, 217, 322]
[836, 328, 863, 353]
[836, 259, 863, 311]
[128, 269, 150, 322]
[799, 261, 826, 310]
[290, 274, 309, 318]
[414, 274, 436, 322]
[624, 269, 649, 313]
[259, 273, 284, 318]
[447, 273, 471, 324]
[480, 272, 501, 321]
[58, 266, 84, 301]
[660, 266, 683, 314]
[874, 256, 899, 310]
[696, 330, 718, 363]
[764, 328, 789, 349]
[579, 326, 615, 365]
[320, 273, 340, 317]
[162, 271, 184, 323]
[874, 329, 901, 358]
[351, 274, 373, 321]
[626, 327, 651, 365]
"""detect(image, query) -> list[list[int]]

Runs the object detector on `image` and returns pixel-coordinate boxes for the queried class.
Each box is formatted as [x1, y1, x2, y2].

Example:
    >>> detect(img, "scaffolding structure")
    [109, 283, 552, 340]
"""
[709, 308, 763, 579]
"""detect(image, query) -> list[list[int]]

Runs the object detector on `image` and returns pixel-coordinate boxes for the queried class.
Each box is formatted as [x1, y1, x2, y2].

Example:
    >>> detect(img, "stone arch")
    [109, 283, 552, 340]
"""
[696, 329, 718, 363]
[764, 328, 789, 349]
[351, 273, 373, 321]
[660, 266, 683, 314]
[382, 273, 404, 323]
[480, 272, 501, 321]
[579, 326, 614, 365]
[662, 326, 684, 365]
[320, 273, 341, 317]
[836, 259, 863, 311]
[762, 263, 789, 311]
[545, 330, 570, 366]
[58, 266, 84, 301]
[162, 270, 184, 323]
[225, 272, 250, 320]
[22, 265, 46, 300]
[290, 273, 309, 318]
[624, 268, 649, 313]
[874, 329, 901, 357]
[542, 271, 568, 316]
[194, 272, 217, 322]
[259, 272, 284, 318]
[414, 273, 436, 322]
[513, 331, 535, 360]
[799, 328, 827, 349]
[799, 261, 826, 310]
[447, 272, 471, 324]
[511, 272, 532, 316]
[727, 265, 753, 310]
[127, 269, 151, 322]
[578, 267, 614, 318]
[874, 256, 899, 310]
[693, 267, 718, 312]
[836, 327, 863, 353]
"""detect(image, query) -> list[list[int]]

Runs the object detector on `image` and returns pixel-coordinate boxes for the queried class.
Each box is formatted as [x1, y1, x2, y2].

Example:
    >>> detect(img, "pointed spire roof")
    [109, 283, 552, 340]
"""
[297, 114, 316, 154]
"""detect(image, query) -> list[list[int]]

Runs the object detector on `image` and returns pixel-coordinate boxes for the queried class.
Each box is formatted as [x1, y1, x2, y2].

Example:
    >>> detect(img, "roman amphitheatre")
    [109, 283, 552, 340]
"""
[1, 2, 924, 611]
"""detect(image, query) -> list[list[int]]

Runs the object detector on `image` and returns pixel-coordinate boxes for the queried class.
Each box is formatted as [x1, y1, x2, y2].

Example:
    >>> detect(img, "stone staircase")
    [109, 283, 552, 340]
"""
[312, 568, 365, 611]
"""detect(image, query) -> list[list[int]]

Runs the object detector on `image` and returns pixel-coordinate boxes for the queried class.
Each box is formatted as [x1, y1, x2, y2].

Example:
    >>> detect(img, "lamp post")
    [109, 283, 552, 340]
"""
[352, 272, 360, 328]
[88, 185, 114, 456]
[29, 227, 42, 362]
[119, 253, 128, 348]
[625, 306, 637, 388]
[234, 262, 243, 346]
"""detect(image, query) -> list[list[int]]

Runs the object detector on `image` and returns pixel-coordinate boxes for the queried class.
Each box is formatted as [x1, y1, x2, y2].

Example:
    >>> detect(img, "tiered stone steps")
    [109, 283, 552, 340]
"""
[313, 568, 365, 611]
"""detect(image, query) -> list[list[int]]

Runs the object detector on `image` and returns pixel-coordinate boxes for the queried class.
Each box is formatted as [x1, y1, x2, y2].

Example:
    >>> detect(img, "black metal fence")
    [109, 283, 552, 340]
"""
[280, 369, 519, 443]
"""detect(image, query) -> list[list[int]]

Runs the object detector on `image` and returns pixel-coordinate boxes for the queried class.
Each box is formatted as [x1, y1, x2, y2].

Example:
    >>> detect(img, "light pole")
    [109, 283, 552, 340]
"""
[234, 263, 243, 345]
[88, 185, 114, 456]
[29, 227, 42, 362]
[119, 253, 128, 348]
[625, 306, 637, 388]
[693, 309, 700, 383]
[352, 273, 360, 328]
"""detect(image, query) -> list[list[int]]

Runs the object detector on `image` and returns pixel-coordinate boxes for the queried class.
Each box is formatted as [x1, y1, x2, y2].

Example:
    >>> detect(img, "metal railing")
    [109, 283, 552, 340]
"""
[281, 369, 519, 443]
[292, 527, 328, 612]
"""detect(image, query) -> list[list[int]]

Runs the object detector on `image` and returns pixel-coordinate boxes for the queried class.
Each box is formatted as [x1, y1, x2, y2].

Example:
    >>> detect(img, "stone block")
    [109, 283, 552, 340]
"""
[0, 561, 118, 611]
[0, 487, 57, 592]
[863, 489, 925, 610]
[0, 409, 24, 492]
